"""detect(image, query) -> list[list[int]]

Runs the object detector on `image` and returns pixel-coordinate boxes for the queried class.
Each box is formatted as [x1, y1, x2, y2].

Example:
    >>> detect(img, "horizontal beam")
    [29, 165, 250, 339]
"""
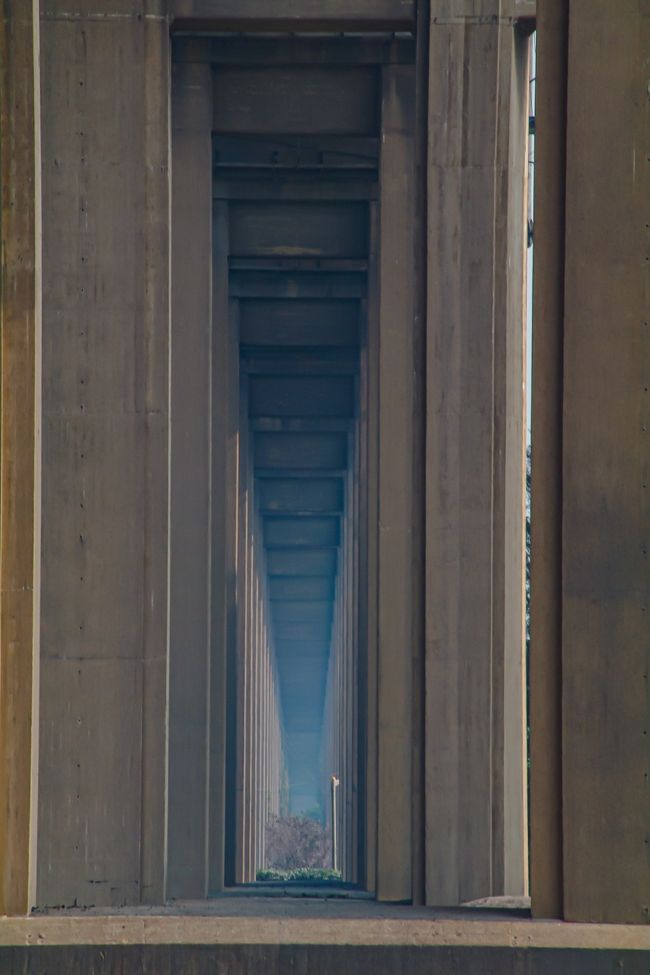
[231, 259, 368, 273]
[254, 432, 348, 470]
[215, 174, 377, 202]
[269, 577, 334, 601]
[264, 517, 340, 548]
[213, 66, 378, 136]
[171, 0, 415, 31]
[267, 548, 337, 577]
[229, 201, 369, 259]
[240, 298, 360, 348]
[214, 135, 379, 171]
[277, 650, 330, 683]
[249, 376, 355, 418]
[273, 619, 332, 641]
[230, 270, 367, 299]
[251, 418, 351, 433]
[243, 357, 358, 377]
[271, 601, 333, 623]
[258, 477, 344, 514]
[175, 36, 415, 66]
[256, 468, 346, 480]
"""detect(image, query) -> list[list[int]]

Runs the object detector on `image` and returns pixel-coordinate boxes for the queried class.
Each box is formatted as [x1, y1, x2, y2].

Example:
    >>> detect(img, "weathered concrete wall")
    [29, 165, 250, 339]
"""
[559, 0, 650, 925]
[425, 1, 529, 904]
[531, 0, 650, 925]
[0, 942, 648, 975]
[0, 0, 40, 917]
[0, 944, 649, 974]
[37, 1, 170, 908]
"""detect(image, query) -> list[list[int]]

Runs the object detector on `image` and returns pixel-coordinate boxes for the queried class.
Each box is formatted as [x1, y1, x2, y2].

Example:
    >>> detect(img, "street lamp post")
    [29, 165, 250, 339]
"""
[330, 775, 340, 873]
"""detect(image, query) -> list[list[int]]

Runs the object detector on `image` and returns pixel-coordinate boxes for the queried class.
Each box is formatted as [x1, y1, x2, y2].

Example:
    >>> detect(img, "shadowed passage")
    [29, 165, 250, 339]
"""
[216, 58, 377, 885]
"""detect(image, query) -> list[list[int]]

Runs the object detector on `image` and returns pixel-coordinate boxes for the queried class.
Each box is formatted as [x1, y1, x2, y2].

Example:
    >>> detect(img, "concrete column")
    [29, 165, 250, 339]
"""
[0, 0, 39, 916]
[168, 58, 212, 901]
[249, 554, 258, 879]
[262, 628, 269, 867]
[529, 0, 566, 922]
[235, 380, 251, 884]
[364, 207, 380, 897]
[232, 506, 286, 878]
[351, 427, 361, 884]
[209, 201, 232, 893]
[38, 2, 170, 909]
[244, 500, 254, 881]
[376, 62, 416, 903]
[559, 0, 650, 925]
[492, 18, 530, 899]
[531, 0, 650, 926]
[425, 2, 529, 904]
[252, 560, 260, 876]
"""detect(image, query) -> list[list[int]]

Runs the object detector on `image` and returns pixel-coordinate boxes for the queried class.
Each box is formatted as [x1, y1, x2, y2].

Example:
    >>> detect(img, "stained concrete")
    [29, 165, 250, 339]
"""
[37, 1, 170, 908]
[1, 944, 648, 975]
[1, 902, 650, 958]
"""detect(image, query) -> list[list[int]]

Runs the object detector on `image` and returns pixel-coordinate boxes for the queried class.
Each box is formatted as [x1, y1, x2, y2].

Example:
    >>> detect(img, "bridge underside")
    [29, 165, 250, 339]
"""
[2, 0, 649, 945]
[215, 55, 378, 878]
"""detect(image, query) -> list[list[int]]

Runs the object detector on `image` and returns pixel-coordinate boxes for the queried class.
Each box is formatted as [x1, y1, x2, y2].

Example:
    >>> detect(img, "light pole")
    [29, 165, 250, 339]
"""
[330, 775, 340, 873]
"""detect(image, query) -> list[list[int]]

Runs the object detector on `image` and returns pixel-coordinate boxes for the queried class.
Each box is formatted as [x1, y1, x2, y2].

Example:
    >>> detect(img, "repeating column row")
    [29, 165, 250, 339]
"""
[235, 445, 287, 884]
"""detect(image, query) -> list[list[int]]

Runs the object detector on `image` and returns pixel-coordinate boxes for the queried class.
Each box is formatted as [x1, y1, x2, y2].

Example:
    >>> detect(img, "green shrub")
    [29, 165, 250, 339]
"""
[256, 867, 342, 883]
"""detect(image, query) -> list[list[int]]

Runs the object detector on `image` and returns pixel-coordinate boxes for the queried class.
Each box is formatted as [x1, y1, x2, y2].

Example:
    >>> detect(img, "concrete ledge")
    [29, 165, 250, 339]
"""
[1, 910, 649, 951]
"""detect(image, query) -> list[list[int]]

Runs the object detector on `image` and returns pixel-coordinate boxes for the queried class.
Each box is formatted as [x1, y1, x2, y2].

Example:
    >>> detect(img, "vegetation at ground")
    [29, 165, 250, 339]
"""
[263, 814, 332, 872]
[256, 867, 342, 883]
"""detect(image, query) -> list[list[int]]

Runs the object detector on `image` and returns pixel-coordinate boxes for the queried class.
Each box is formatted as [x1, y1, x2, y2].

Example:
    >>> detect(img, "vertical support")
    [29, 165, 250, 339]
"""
[376, 63, 416, 902]
[224, 300, 240, 887]
[425, 5, 528, 904]
[38, 5, 169, 909]
[0, 0, 39, 916]
[235, 376, 250, 884]
[411, 0, 429, 910]
[426, 13, 496, 902]
[356, 312, 369, 891]
[350, 424, 360, 885]
[492, 23, 530, 898]
[243, 473, 254, 881]
[560, 0, 650, 925]
[364, 207, 379, 896]
[168, 59, 212, 899]
[140, 8, 171, 909]
[252, 559, 260, 876]
[530, 0, 567, 921]
[208, 200, 232, 894]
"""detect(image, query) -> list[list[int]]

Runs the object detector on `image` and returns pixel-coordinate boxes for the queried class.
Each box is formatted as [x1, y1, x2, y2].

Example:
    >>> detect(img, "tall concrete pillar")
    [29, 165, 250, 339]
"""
[532, 0, 650, 925]
[168, 57, 212, 900]
[376, 61, 417, 903]
[528, 0, 565, 922]
[235, 383, 250, 885]
[425, 2, 529, 904]
[37, 1, 170, 908]
[0, 0, 39, 916]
